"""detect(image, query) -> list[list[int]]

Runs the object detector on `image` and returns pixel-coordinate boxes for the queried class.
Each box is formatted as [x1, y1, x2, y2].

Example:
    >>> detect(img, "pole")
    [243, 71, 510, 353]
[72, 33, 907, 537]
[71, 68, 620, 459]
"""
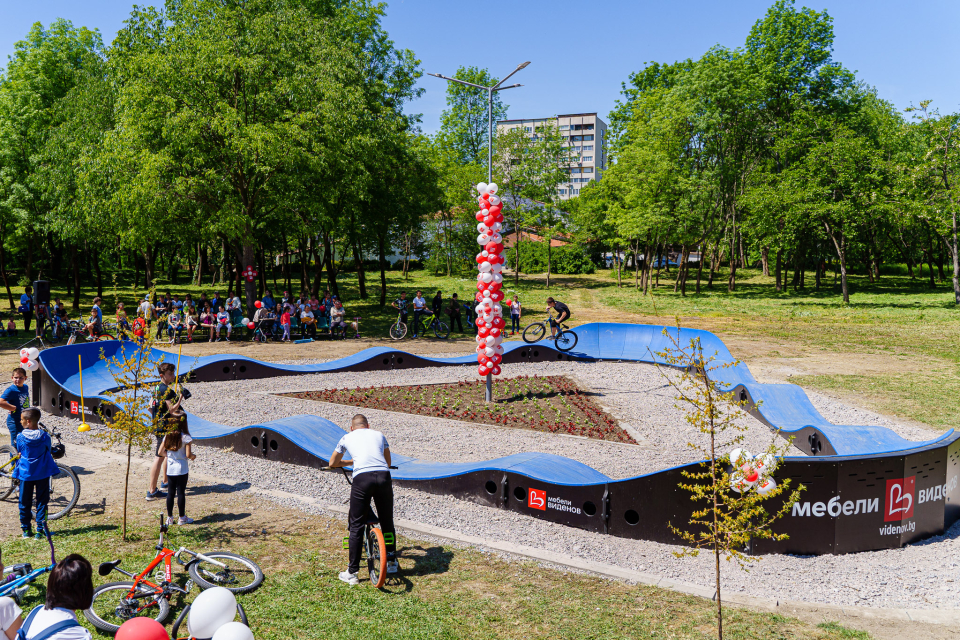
[486, 88, 494, 404]
[78, 354, 90, 432]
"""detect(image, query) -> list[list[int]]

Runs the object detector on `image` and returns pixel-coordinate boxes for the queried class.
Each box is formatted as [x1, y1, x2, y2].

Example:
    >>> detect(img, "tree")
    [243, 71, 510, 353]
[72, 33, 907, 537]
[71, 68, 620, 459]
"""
[657, 324, 802, 640]
[436, 66, 508, 167]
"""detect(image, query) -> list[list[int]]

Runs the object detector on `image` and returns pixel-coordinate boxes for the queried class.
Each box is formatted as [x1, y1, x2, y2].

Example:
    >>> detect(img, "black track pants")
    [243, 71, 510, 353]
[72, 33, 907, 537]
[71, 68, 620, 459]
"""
[347, 471, 396, 574]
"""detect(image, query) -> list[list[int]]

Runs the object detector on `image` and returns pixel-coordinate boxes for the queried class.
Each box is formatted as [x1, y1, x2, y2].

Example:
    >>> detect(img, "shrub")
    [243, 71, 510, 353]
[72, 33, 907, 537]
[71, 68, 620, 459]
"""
[505, 241, 595, 274]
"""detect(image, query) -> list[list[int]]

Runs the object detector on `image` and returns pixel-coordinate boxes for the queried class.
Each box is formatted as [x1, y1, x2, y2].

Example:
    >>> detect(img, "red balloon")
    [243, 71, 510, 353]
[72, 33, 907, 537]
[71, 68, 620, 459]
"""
[490, 291, 504, 302]
[247, 322, 255, 329]
[478, 366, 489, 376]
[503, 299, 512, 306]
[478, 326, 489, 337]
[492, 317, 505, 329]
[476, 282, 486, 292]
[482, 193, 490, 200]
[478, 356, 490, 366]
[475, 211, 484, 221]
[254, 300, 262, 309]
[475, 254, 485, 264]
[490, 327, 501, 337]
[488, 282, 502, 292]
[483, 215, 495, 226]
[491, 365, 502, 376]
[484, 242, 499, 253]
[116, 617, 169, 640]
[494, 213, 504, 223]
[491, 354, 502, 365]
[488, 204, 502, 215]
[20, 356, 29, 364]
[475, 292, 484, 303]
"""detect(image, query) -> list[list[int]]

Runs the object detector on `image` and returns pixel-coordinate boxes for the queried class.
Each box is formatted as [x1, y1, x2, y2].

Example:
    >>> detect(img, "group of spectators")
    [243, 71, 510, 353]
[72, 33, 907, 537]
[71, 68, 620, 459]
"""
[393, 290, 524, 337]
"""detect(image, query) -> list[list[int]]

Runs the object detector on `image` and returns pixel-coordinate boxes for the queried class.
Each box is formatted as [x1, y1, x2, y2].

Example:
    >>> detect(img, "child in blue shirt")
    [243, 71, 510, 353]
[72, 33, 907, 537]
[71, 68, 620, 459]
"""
[0, 367, 29, 445]
[15, 408, 59, 538]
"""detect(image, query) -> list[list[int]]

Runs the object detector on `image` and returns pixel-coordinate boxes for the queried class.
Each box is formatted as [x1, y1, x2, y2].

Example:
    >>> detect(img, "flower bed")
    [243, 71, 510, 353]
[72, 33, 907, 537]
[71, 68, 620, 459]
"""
[285, 375, 635, 444]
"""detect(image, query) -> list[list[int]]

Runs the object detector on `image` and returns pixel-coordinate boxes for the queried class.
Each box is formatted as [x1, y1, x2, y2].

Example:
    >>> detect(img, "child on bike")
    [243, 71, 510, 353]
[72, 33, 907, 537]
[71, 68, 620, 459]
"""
[159, 414, 195, 525]
[84, 297, 103, 339]
[15, 408, 59, 539]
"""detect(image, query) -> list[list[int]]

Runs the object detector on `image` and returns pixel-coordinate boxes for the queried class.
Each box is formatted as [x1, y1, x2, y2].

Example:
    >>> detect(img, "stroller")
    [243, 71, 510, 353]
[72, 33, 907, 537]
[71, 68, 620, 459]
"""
[251, 315, 275, 343]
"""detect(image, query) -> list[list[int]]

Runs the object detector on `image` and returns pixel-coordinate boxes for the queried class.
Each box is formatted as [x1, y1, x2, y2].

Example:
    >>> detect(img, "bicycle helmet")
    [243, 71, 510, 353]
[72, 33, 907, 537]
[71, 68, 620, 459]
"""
[51, 443, 66, 459]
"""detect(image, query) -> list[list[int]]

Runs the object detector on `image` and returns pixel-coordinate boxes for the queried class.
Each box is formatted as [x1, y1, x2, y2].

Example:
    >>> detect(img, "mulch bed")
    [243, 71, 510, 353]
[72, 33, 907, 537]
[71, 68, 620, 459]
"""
[283, 375, 635, 444]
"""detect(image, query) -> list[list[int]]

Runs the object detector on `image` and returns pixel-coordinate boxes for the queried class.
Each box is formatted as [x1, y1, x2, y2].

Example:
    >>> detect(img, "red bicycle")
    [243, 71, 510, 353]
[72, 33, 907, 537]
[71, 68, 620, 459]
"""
[83, 516, 263, 633]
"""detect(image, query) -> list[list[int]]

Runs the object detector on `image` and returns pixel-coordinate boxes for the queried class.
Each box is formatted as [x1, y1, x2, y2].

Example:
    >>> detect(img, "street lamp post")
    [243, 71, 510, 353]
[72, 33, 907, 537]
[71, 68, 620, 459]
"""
[429, 61, 530, 403]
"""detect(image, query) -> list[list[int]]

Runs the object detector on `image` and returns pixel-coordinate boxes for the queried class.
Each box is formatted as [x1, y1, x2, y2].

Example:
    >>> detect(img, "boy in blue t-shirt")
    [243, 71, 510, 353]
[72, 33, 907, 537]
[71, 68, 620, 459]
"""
[15, 407, 58, 538]
[0, 367, 29, 445]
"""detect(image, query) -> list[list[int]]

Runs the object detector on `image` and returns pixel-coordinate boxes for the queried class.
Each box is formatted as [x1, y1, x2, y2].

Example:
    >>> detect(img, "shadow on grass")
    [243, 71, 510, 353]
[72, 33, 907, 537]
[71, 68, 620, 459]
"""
[187, 481, 253, 497]
[382, 544, 455, 594]
[51, 523, 119, 537]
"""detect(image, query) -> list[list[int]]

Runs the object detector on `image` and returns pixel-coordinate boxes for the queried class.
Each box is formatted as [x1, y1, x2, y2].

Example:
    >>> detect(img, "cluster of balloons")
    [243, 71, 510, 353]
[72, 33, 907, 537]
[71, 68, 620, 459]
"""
[19, 347, 40, 372]
[474, 182, 507, 377]
[728, 448, 777, 495]
[116, 587, 254, 640]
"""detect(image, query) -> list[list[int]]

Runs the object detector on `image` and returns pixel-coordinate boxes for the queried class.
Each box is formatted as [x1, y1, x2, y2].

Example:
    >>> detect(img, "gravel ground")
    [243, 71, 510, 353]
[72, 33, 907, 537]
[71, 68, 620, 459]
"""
[48, 357, 960, 610]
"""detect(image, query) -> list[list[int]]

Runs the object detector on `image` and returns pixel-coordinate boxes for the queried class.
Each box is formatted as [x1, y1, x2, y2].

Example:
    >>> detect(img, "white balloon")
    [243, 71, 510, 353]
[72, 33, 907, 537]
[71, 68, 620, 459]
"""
[484, 346, 495, 357]
[241, 317, 249, 325]
[485, 335, 496, 346]
[482, 289, 491, 298]
[26, 348, 39, 360]
[212, 622, 255, 640]
[481, 250, 489, 257]
[490, 233, 503, 244]
[489, 195, 501, 206]
[493, 304, 502, 315]
[481, 272, 493, 283]
[491, 263, 503, 273]
[475, 304, 485, 314]
[755, 454, 776, 475]
[188, 587, 237, 639]
[487, 183, 498, 195]
[491, 222, 502, 233]
[20, 349, 30, 359]
[757, 477, 777, 496]
[493, 336, 503, 346]
[476, 223, 488, 234]
[476, 182, 488, 194]
[24, 360, 39, 372]
[492, 273, 503, 284]
[478, 262, 492, 273]
[494, 345, 504, 355]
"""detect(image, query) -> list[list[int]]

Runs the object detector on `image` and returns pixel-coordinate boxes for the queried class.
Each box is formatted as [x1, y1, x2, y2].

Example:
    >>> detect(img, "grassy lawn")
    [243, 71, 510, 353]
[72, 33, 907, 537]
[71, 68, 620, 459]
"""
[1, 507, 868, 640]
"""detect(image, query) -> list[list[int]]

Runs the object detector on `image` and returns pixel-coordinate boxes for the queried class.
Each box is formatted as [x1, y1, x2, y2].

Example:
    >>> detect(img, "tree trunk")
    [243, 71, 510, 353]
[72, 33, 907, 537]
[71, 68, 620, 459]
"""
[353, 239, 368, 299]
[513, 224, 521, 284]
[256, 244, 267, 299]
[633, 240, 641, 289]
[826, 224, 850, 304]
[695, 245, 704, 294]
[282, 235, 291, 293]
[71, 245, 81, 311]
[775, 249, 783, 292]
[323, 231, 340, 298]
[727, 222, 738, 293]
[195, 243, 206, 287]
[93, 248, 103, 299]
[546, 239, 552, 289]
[679, 247, 690, 296]
[952, 209, 960, 304]
[404, 233, 411, 282]
[378, 233, 388, 307]
[761, 246, 770, 276]
[25, 242, 34, 283]
[614, 244, 622, 288]
[242, 243, 257, 314]
[0, 223, 15, 310]
[310, 238, 323, 297]
[298, 236, 309, 295]
[674, 244, 686, 293]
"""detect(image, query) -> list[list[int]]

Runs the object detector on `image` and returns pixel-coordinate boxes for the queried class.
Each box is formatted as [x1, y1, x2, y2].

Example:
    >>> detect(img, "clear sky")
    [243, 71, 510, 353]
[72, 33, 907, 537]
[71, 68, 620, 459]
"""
[3, 0, 959, 134]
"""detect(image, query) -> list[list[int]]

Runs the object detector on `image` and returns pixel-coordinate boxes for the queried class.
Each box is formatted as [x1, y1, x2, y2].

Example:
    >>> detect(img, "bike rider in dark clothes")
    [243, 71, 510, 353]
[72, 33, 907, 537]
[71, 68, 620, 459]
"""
[328, 414, 398, 585]
[546, 297, 571, 338]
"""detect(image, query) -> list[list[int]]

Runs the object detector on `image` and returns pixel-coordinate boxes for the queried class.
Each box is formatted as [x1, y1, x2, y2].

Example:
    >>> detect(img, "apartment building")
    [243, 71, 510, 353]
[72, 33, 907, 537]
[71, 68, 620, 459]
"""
[496, 112, 607, 199]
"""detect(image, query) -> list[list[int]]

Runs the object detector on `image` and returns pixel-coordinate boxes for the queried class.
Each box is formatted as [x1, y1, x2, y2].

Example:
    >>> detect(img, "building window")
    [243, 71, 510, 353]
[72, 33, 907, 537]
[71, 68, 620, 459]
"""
[559, 188, 567, 194]
[582, 156, 592, 162]
[583, 167, 593, 173]
[583, 135, 594, 141]
[560, 124, 569, 130]
[570, 167, 581, 174]
[573, 189, 580, 195]
[583, 145, 593, 151]
[524, 127, 531, 133]
[584, 124, 594, 130]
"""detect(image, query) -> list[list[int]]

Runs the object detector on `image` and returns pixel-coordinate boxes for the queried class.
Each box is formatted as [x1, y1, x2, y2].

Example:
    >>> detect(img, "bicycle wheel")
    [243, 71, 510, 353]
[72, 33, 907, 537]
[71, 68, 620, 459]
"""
[84, 581, 170, 633]
[367, 527, 387, 589]
[522, 323, 546, 343]
[96, 332, 116, 341]
[188, 552, 264, 593]
[49, 322, 63, 344]
[433, 321, 450, 340]
[43, 464, 80, 521]
[555, 329, 578, 352]
[389, 322, 407, 340]
[0, 445, 17, 501]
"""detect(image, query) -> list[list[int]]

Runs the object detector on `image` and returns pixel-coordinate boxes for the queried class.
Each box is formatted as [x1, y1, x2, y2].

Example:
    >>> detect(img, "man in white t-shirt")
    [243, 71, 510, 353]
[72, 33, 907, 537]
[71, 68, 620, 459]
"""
[411, 290, 427, 338]
[328, 414, 397, 585]
[138, 296, 155, 324]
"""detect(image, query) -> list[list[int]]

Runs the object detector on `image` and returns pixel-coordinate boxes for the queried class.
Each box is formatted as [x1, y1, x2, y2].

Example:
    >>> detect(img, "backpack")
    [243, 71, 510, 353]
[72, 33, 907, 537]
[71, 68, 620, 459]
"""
[17, 605, 81, 640]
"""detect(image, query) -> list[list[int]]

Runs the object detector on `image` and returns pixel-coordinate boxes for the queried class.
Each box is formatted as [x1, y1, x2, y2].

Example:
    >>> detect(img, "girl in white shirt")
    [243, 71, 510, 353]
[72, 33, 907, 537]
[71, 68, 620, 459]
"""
[159, 415, 196, 525]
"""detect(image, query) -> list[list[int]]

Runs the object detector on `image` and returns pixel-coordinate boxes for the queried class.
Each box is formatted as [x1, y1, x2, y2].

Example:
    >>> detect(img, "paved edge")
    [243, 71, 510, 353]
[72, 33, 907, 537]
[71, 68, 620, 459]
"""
[67, 443, 960, 627]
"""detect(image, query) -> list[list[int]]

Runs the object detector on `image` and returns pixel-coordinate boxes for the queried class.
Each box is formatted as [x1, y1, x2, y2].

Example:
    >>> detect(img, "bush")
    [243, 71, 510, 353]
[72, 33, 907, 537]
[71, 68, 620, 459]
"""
[506, 241, 595, 275]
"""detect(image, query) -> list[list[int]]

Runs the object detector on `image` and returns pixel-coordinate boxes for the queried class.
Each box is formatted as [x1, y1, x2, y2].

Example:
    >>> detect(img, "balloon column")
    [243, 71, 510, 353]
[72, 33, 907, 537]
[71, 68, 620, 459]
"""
[474, 182, 506, 383]
[19, 347, 40, 372]
[728, 448, 777, 495]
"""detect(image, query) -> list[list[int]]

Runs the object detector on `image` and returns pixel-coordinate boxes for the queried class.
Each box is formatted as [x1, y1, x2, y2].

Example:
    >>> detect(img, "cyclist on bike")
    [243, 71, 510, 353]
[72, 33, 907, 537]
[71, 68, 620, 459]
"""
[392, 292, 409, 327]
[546, 297, 571, 338]
[327, 414, 398, 585]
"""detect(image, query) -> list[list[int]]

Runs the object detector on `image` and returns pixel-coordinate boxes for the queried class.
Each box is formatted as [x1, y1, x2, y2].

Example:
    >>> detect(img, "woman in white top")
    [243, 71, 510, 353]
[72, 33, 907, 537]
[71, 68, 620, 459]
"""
[159, 414, 196, 525]
[17, 554, 93, 639]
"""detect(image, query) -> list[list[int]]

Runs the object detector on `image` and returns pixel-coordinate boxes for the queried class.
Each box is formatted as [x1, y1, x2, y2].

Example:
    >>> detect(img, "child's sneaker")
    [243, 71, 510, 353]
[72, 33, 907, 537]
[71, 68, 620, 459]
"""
[178, 516, 194, 525]
[338, 571, 359, 585]
[21, 530, 33, 539]
[166, 516, 176, 526]
[34, 531, 46, 540]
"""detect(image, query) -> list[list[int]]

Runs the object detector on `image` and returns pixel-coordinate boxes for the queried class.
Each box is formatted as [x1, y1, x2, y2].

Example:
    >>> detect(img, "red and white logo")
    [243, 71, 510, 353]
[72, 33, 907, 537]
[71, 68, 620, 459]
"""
[528, 488, 546, 511]
[70, 401, 78, 415]
[884, 476, 915, 522]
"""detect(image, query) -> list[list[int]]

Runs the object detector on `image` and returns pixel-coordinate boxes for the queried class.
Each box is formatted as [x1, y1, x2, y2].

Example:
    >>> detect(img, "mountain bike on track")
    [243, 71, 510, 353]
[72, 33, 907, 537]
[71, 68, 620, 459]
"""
[521, 313, 578, 352]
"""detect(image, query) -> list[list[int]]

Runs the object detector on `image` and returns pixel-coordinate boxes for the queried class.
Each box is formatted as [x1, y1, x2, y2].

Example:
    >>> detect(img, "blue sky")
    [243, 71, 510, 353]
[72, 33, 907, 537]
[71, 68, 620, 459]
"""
[3, 0, 959, 134]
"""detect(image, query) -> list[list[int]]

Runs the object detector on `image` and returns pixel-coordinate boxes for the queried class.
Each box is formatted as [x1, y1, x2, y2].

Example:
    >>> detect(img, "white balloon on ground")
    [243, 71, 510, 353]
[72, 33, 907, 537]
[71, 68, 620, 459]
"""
[212, 622, 255, 640]
[188, 587, 237, 639]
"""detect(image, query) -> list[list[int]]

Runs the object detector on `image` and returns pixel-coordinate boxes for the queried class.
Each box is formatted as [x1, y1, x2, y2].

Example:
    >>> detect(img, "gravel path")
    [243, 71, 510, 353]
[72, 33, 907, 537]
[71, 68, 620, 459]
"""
[48, 356, 959, 610]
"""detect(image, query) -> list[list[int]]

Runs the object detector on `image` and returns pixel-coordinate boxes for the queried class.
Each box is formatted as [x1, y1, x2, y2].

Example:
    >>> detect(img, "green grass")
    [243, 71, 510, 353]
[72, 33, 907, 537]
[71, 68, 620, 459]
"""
[2, 510, 869, 640]
[817, 621, 872, 638]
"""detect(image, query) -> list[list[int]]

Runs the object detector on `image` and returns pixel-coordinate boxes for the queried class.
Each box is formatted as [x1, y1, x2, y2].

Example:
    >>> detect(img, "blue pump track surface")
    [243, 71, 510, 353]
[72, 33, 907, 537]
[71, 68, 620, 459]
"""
[36, 323, 952, 487]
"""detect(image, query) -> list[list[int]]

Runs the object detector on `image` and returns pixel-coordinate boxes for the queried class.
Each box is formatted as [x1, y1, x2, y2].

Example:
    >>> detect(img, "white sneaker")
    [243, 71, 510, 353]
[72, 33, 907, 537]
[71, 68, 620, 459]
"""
[386, 560, 399, 574]
[338, 571, 359, 585]
[178, 516, 194, 525]
[166, 517, 176, 526]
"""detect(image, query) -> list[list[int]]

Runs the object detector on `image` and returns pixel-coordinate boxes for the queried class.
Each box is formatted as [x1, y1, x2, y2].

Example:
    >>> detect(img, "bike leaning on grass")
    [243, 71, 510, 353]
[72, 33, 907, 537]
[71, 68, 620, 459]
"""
[0, 422, 80, 521]
[521, 314, 578, 352]
[389, 312, 407, 340]
[83, 515, 264, 633]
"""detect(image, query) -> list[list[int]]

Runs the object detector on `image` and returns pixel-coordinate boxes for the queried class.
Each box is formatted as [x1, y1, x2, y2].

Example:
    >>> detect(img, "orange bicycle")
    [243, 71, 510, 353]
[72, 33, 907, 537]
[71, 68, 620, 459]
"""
[83, 516, 263, 633]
